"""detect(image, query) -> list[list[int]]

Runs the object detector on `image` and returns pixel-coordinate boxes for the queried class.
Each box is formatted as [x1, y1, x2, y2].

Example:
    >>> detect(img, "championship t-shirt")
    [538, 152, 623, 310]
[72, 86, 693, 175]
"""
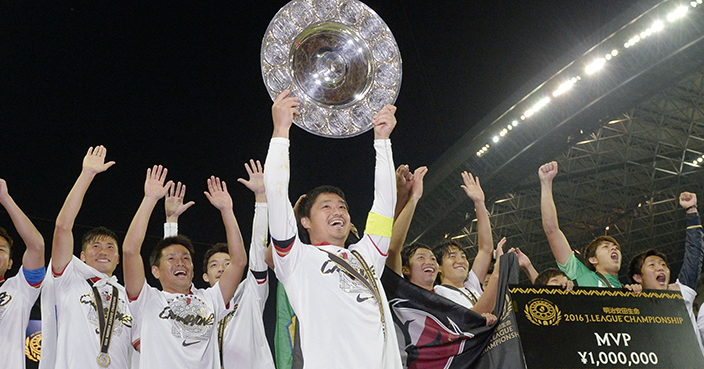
[130, 281, 228, 369]
[52, 258, 133, 369]
[434, 270, 483, 309]
[0, 269, 41, 369]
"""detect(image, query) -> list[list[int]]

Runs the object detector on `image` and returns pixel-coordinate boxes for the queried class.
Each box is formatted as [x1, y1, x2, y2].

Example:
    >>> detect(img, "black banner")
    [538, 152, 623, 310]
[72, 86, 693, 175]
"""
[510, 286, 704, 368]
[381, 253, 526, 369]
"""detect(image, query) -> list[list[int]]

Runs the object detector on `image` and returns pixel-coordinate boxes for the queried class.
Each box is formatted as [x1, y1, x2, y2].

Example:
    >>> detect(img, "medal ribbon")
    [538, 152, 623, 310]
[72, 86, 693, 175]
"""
[217, 307, 237, 369]
[320, 249, 387, 339]
[440, 284, 479, 305]
[87, 279, 120, 367]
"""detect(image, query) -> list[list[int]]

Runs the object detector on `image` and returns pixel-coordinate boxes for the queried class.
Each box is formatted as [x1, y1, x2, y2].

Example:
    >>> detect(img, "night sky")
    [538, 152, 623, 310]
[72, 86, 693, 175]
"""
[1, 0, 637, 345]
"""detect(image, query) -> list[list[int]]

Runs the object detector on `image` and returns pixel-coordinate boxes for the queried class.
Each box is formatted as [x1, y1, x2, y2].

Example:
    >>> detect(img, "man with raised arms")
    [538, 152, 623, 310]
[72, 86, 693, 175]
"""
[0, 179, 45, 369]
[42, 146, 135, 369]
[539, 161, 622, 287]
[433, 171, 496, 311]
[627, 191, 704, 355]
[167, 160, 275, 369]
[122, 166, 246, 369]
[264, 90, 403, 368]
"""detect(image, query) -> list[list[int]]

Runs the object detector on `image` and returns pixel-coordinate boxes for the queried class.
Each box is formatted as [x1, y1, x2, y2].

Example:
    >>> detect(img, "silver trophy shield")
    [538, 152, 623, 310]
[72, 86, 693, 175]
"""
[261, 0, 402, 138]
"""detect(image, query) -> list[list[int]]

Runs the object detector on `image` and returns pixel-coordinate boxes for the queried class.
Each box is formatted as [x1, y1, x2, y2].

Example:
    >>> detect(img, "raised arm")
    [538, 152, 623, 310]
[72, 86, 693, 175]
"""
[204, 176, 246, 303]
[387, 165, 427, 275]
[123, 165, 173, 299]
[0, 179, 44, 270]
[164, 181, 195, 237]
[508, 245, 539, 284]
[265, 91, 300, 247]
[538, 161, 572, 265]
[462, 171, 493, 283]
[471, 239, 504, 316]
[53, 146, 115, 274]
[237, 159, 268, 272]
[365, 105, 398, 264]
[677, 192, 703, 289]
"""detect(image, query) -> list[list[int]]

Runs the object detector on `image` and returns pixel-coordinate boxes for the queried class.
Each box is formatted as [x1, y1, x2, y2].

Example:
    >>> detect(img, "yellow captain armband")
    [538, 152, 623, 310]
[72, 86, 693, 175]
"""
[365, 212, 393, 237]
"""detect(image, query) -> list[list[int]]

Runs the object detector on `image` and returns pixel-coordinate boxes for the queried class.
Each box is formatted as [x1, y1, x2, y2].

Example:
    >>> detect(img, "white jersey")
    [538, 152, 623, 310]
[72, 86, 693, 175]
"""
[264, 137, 402, 369]
[678, 281, 704, 357]
[0, 269, 41, 369]
[434, 270, 483, 309]
[218, 203, 275, 369]
[130, 281, 228, 369]
[44, 256, 133, 369]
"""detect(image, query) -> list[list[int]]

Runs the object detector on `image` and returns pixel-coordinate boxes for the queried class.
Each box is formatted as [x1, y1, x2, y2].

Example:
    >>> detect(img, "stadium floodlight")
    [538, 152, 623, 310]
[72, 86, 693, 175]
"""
[667, 6, 688, 22]
[493, 136, 499, 143]
[652, 21, 664, 32]
[553, 78, 578, 97]
[512, 120, 518, 127]
[585, 58, 606, 74]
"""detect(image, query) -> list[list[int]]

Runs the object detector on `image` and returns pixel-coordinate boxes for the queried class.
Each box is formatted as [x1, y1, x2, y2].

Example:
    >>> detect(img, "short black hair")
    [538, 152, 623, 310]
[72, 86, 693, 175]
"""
[203, 243, 229, 271]
[433, 242, 467, 267]
[534, 268, 568, 285]
[0, 227, 13, 257]
[401, 243, 433, 267]
[295, 185, 348, 245]
[627, 249, 668, 284]
[150, 235, 195, 267]
[81, 226, 119, 252]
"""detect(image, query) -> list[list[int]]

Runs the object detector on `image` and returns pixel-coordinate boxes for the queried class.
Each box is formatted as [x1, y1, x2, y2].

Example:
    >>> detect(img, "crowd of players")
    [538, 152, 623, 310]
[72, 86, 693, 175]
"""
[1, 91, 703, 368]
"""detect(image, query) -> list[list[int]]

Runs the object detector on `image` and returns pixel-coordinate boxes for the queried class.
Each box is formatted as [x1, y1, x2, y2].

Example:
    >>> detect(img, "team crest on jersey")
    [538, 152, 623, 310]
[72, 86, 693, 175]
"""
[159, 294, 214, 340]
[321, 250, 374, 302]
[80, 289, 133, 335]
[0, 291, 12, 323]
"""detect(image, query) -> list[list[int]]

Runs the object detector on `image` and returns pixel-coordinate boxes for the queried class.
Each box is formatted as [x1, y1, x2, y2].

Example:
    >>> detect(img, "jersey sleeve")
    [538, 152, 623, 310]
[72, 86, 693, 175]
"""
[129, 280, 157, 325]
[355, 139, 396, 273]
[264, 137, 306, 278]
[248, 202, 270, 305]
[677, 214, 704, 290]
[557, 253, 590, 281]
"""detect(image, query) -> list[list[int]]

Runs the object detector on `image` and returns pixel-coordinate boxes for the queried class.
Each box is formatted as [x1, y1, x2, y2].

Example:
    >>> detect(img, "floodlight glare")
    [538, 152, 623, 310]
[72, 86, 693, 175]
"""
[553, 79, 577, 96]
[512, 120, 518, 127]
[507, 124, 513, 130]
[698, 157, 703, 163]
[652, 21, 664, 32]
[692, 1, 698, 7]
[667, 6, 688, 22]
[611, 49, 618, 56]
[524, 109, 534, 118]
[493, 136, 499, 143]
[585, 58, 606, 74]
[605, 54, 612, 61]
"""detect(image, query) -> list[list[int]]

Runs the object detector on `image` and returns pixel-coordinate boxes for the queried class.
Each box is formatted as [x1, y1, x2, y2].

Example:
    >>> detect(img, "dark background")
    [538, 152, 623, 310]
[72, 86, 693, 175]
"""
[1, 0, 637, 352]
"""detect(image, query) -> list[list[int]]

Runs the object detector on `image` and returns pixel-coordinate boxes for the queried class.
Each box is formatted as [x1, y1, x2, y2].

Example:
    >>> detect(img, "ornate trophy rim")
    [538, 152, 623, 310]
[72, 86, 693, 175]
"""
[261, 0, 402, 138]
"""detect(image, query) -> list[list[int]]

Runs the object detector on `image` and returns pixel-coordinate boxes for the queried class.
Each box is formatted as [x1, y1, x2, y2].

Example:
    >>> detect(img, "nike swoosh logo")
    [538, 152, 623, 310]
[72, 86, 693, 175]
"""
[356, 294, 372, 303]
[182, 340, 200, 347]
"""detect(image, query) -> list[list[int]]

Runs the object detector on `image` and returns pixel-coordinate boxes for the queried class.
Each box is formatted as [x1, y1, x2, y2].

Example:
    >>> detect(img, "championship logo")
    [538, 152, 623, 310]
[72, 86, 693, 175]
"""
[80, 289, 132, 335]
[524, 298, 561, 326]
[321, 250, 370, 298]
[25, 331, 41, 362]
[159, 294, 214, 341]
